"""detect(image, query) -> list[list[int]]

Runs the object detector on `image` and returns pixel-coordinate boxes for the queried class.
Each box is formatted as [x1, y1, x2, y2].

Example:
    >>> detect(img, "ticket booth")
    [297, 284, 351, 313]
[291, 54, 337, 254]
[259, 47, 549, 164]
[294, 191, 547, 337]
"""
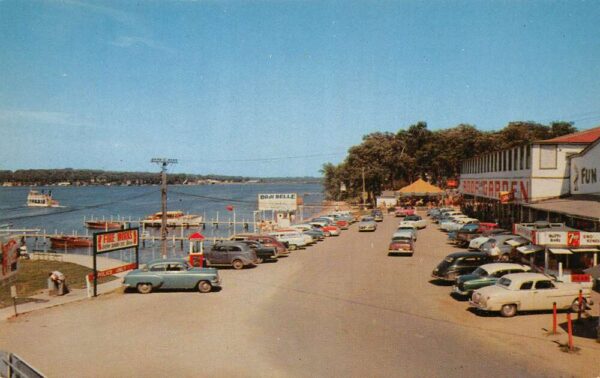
[188, 232, 205, 267]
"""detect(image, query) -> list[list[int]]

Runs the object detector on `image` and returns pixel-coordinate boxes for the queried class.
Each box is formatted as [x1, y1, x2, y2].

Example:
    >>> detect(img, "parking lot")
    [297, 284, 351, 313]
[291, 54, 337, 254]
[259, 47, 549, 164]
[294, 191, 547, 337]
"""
[0, 212, 598, 377]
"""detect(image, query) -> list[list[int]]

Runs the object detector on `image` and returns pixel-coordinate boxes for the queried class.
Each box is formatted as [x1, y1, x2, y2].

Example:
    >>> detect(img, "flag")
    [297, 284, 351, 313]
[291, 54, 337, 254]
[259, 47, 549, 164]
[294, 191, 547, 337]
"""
[226, 205, 234, 211]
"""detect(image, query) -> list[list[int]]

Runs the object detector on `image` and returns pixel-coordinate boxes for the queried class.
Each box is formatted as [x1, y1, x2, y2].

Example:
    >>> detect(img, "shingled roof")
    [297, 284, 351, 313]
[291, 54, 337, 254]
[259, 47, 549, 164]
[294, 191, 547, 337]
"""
[536, 126, 600, 144]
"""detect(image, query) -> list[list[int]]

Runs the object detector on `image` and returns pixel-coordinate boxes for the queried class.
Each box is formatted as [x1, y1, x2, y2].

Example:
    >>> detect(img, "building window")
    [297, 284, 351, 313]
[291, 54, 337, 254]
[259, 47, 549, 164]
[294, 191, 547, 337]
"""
[519, 146, 524, 170]
[539, 144, 558, 169]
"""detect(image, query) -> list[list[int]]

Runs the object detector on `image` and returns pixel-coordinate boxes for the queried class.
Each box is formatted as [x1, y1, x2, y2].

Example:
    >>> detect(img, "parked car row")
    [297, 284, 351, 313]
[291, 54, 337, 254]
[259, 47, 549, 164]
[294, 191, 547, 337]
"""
[428, 207, 594, 318]
[123, 211, 360, 295]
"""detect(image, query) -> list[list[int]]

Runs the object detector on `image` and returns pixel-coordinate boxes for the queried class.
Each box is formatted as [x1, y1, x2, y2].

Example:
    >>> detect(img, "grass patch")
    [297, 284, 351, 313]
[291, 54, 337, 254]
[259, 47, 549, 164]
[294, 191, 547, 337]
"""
[0, 259, 116, 308]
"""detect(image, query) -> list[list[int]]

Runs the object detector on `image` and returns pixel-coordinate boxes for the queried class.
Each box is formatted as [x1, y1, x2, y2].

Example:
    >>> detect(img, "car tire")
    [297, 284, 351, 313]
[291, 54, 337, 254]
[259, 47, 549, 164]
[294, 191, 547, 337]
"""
[256, 257, 264, 264]
[137, 283, 152, 294]
[288, 244, 298, 251]
[197, 281, 212, 293]
[232, 259, 244, 270]
[500, 304, 517, 317]
[571, 298, 586, 313]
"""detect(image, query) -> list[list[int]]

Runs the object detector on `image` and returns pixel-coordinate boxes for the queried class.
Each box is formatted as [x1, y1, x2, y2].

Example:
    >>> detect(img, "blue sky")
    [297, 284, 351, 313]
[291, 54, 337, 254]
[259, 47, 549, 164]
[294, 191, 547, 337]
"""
[1, 0, 599, 177]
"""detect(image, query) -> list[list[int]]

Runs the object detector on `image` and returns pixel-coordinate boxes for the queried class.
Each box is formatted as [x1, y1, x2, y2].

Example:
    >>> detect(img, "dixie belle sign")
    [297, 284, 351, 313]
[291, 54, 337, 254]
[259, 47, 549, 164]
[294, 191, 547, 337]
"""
[258, 193, 298, 211]
[95, 229, 139, 254]
[461, 179, 530, 202]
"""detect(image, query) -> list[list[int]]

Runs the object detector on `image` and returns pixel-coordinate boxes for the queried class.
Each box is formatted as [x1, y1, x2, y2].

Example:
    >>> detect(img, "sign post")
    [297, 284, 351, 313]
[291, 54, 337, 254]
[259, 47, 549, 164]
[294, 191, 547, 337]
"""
[92, 228, 139, 297]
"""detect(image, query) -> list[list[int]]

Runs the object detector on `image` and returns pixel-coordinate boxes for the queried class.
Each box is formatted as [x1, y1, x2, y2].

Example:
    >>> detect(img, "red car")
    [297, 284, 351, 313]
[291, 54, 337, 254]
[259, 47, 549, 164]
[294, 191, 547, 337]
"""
[394, 207, 415, 217]
[388, 237, 414, 256]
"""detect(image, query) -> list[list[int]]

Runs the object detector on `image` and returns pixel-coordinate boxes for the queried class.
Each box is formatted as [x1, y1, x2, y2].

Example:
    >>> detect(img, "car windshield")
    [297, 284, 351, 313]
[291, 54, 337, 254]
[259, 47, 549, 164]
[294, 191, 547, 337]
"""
[361, 217, 374, 222]
[472, 267, 488, 277]
[404, 216, 420, 221]
[497, 277, 511, 287]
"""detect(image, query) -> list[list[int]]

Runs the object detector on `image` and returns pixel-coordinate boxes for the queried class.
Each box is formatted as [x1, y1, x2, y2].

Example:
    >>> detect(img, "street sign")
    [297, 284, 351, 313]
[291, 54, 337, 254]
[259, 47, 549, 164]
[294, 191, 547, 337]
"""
[86, 263, 137, 282]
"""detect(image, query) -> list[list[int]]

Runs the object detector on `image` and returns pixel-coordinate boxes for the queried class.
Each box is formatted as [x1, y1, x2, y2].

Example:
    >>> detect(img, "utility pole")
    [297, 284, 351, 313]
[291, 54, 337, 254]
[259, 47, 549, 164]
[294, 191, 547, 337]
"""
[362, 167, 366, 208]
[151, 158, 178, 258]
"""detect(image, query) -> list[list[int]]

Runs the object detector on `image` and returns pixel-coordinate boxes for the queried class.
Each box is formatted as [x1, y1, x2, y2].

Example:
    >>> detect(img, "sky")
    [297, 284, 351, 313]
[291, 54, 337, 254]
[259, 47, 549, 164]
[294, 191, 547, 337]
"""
[1, 0, 599, 177]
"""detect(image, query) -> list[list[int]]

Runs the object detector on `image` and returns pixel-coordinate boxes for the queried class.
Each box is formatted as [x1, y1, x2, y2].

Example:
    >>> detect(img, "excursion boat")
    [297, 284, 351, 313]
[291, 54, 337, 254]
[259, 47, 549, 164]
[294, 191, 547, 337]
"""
[50, 236, 92, 249]
[84, 220, 123, 230]
[27, 189, 60, 207]
[141, 211, 203, 228]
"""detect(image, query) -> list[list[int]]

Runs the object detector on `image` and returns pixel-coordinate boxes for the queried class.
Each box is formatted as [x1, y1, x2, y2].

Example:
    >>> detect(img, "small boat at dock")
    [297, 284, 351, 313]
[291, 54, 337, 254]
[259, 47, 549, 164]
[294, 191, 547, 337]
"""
[141, 211, 203, 228]
[50, 236, 92, 249]
[84, 220, 123, 230]
[27, 189, 60, 207]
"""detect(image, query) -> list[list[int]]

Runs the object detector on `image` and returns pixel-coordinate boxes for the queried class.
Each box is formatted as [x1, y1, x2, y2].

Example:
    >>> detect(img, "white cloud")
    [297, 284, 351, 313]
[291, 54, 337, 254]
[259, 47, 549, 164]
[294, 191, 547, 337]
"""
[0, 109, 93, 127]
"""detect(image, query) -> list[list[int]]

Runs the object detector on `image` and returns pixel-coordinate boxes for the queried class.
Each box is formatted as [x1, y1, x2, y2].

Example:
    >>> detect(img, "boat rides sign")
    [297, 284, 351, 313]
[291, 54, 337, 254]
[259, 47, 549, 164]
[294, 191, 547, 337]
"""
[258, 193, 299, 211]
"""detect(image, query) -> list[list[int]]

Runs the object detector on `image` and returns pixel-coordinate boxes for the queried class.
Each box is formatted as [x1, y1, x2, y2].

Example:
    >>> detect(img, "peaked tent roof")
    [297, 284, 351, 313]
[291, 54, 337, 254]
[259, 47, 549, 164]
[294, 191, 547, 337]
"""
[397, 179, 443, 196]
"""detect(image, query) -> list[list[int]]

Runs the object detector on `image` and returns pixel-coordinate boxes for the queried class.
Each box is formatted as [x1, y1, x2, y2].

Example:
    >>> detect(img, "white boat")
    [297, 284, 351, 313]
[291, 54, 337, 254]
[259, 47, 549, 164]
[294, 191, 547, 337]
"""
[27, 189, 60, 207]
[141, 211, 203, 227]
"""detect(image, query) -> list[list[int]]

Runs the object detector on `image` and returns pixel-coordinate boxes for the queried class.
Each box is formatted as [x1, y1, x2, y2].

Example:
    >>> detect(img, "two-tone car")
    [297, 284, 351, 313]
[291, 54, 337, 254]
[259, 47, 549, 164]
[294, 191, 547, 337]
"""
[402, 215, 427, 229]
[452, 263, 531, 297]
[388, 236, 414, 256]
[470, 272, 593, 317]
[123, 258, 221, 294]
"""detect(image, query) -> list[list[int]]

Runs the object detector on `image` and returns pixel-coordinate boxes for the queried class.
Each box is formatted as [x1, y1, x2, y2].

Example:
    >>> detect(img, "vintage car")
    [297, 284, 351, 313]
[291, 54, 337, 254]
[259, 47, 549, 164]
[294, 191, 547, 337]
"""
[123, 258, 221, 294]
[358, 216, 377, 232]
[309, 220, 341, 236]
[453, 263, 531, 297]
[402, 215, 427, 229]
[431, 252, 491, 281]
[268, 230, 309, 249]
[388, 236, 414, 256]
[470, 272, 593, 317]
[441, 218, 479, 232]
[236, 240, 279, 263]
[395, 224, 417, 241]
[394, 207, 415, 217]
[480, 235, 529, 260]
[205, 241, 258, 269]
[230, 234, 290, 256]
[371, 210, 384, 222]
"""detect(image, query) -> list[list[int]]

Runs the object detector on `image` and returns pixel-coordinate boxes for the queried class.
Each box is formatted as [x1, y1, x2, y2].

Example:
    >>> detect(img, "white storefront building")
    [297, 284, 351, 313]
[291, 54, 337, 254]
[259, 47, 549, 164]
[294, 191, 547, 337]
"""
[459, 127, 600, 230]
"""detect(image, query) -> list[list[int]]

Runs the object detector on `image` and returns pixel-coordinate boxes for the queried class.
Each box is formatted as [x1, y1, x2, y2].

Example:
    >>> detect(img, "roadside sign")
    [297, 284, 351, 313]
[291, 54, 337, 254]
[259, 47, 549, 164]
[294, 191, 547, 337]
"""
[95, 229, 139, 254]
[92, 228, 140, 297]
[86, 263, 137, 282]
[10, 285, 16, 298]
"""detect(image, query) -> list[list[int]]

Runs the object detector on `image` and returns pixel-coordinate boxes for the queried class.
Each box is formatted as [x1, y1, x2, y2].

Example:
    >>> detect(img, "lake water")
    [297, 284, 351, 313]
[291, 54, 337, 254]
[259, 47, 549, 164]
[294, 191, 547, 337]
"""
[0, 183, 324, 262]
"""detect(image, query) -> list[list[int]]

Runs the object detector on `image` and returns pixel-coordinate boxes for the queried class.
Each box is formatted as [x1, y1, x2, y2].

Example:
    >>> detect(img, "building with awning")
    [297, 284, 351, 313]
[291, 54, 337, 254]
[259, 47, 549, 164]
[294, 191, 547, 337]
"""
[512, 222, 600, 283]
[396, 179, 443, 197]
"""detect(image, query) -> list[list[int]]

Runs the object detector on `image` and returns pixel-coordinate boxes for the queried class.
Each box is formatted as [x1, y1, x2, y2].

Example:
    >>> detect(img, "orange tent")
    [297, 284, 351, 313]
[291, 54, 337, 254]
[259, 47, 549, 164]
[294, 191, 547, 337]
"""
[397, 178, 444, 197]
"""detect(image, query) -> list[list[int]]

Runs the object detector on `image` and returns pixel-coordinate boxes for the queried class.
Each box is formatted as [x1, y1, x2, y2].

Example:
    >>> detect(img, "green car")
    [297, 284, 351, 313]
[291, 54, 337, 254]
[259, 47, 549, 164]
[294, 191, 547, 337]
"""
[452, 263, 530, 297]
[123, 258, 221, 294]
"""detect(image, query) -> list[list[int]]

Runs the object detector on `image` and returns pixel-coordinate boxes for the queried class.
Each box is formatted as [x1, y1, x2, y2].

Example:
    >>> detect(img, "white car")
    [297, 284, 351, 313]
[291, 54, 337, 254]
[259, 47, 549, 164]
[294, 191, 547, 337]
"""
[401, 215, 427, 229]
[469, 236, 490, 250]
[470, 272, 593, 317]
[443, 218, 479, 232]
[268, 231, 307, 250]
[393, 227, 417, 241]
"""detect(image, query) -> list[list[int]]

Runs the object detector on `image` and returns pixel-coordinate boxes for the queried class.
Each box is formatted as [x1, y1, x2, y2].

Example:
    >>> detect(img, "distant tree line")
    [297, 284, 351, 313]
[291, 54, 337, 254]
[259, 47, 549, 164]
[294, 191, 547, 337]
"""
[0, 168, 321, 186]
[321, 121, 577, 201]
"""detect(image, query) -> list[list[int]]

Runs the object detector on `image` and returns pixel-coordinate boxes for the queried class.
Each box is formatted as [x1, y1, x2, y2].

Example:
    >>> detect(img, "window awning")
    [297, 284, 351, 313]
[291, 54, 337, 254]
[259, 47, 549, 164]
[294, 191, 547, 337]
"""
[570, 248, 600, 253]
[517, 244, 544, 254]
[549, 248, 573, 255]
[506, 238, 528, 247]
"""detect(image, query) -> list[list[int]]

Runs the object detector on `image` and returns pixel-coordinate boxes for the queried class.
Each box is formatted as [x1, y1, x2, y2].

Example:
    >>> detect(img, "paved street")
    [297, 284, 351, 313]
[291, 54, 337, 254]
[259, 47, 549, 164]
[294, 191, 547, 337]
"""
[1, 213, 598, 377]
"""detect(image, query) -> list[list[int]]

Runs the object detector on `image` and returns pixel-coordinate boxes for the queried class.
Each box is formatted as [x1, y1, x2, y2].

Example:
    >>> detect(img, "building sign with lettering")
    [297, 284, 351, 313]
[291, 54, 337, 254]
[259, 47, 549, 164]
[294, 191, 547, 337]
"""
[94, 228, 139, 254]
[461, 179, 530, 203]
[514, 224, 600, 247]
[258, 193, 299, 211]
[570, 140, 600, 195]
